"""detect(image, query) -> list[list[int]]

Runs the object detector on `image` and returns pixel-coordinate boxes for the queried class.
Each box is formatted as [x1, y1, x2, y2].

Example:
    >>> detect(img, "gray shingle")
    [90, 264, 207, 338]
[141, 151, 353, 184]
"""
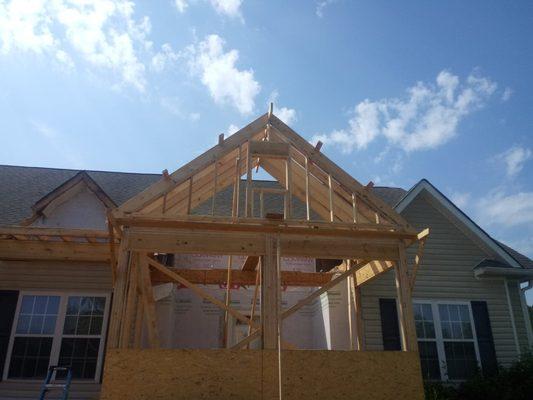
[0, 165, 159, 225]
[1, 164, 531, 271]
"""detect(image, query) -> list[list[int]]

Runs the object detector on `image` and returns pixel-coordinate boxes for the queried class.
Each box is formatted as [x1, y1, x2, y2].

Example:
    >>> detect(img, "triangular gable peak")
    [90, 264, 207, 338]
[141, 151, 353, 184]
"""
[23, 171, 116, 225]
[113, 112, 411, 231]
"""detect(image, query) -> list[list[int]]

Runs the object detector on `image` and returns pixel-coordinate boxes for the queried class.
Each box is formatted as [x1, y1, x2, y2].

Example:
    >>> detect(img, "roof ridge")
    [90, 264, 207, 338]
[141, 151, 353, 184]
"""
[0, 164, 161, 176]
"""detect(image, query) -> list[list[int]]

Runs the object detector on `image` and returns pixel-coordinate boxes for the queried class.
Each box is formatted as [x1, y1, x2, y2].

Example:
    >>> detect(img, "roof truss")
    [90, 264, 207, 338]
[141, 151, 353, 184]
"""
[113, 112, 412, 233]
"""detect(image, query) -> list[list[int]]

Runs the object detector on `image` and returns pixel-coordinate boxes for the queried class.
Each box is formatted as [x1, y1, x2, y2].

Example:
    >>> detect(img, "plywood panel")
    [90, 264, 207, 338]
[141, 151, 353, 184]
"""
[100, 349, 424, 400]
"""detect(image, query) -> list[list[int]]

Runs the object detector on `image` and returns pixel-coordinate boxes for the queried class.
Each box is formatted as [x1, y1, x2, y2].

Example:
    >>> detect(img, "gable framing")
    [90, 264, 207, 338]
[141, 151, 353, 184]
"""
[113, 112, 412, 232]
[395, 179, 521, 268]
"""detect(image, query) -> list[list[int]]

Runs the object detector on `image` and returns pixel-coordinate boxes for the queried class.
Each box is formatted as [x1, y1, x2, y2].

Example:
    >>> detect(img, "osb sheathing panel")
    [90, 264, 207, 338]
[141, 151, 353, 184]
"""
[100, 349, 424, 400]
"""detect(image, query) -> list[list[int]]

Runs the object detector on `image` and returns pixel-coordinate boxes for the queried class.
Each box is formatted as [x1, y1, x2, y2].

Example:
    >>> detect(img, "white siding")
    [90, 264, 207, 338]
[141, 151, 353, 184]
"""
[361, 192, 529, 366]
[32, 186, 107, 230]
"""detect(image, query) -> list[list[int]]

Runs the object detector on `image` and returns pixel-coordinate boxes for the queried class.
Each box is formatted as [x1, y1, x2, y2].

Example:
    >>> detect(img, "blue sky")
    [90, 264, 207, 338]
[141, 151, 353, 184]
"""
[1, 1, 533, 297]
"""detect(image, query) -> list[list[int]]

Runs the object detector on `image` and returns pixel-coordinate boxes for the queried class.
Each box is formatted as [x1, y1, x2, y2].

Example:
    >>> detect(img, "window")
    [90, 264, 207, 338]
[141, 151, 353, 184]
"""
[3, 293, 109, 382]
[414, 301, 480, 381]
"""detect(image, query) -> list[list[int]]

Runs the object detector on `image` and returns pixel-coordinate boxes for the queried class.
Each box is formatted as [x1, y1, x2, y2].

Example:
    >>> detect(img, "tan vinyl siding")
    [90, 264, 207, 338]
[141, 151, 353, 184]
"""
[506, 280, 531, 352]
[0, 261, 111, 399]
[361, 192, 527, 367]
[0, 260, 112, 291]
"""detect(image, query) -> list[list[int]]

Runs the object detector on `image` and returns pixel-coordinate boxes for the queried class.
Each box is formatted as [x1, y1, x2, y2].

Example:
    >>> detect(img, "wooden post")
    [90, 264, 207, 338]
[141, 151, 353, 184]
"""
[285, 157, 292, 219]
[352, 280, 364, 351]
[107, 230, 131, 348]
[352, 193, 357, 223]
[346, 260, 354, 351]
[261, 235, 280, 349]
[395, 243, 417, 351]
[107, 219, 117, 285]
[120, 252, 139, 348]
[245, 145, 252, 218]
[224, 255, 233, 347]
[138, 255, 160, 348]
[328, 174, 334, 222]
[247, 261, 261, 349]
[233, 150, 241, 219]
[133, 294, 144, 349]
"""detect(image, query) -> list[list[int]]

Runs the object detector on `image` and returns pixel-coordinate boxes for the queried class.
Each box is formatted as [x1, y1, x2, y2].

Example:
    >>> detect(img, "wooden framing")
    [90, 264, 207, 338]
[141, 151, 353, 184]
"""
[95, 109, 428, 400]
[0, 226, 112, 262]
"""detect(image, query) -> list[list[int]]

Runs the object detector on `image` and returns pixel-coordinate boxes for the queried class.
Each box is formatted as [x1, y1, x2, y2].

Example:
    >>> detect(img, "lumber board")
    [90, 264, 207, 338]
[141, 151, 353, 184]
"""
[0, 239, 110, 261]
[269, 116, 411, 229]
[395, 243, 417, 351]
[138, 255, 160, 348]
[0, 226, 109, 239]
[150, 268, 332, 287]
[117, 114, 267, 214]
[262, 235, 280, 349]
[249, 140, 290, 159]
[241, 256, 260, 271]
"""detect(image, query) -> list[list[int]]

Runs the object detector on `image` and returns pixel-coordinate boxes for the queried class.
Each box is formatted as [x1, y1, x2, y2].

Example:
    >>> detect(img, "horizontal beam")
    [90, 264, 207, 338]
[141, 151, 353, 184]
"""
[248, 141, 290, 159]
[0, 239, 110, 262]
[115, 214, 419, 240]
[151, 268, 332, 287]
[0, 225, 109, 239]
[126, 228, 400, 260]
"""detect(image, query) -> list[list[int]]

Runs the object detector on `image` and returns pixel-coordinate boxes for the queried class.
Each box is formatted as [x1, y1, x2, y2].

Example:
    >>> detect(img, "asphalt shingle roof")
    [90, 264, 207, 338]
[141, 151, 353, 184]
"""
[0, 165, 160, 225]
[0, 164, 531, 270]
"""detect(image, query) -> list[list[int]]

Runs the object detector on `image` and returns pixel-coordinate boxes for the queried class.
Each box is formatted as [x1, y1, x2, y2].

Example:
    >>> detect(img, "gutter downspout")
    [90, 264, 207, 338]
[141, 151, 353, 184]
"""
[518, 280, 533, 348]
[504, 278, 521, 356]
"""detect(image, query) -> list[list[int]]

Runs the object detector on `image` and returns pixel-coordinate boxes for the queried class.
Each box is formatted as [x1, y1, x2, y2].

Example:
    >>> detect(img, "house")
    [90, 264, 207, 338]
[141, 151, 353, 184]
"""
[0, 113, 532, 399]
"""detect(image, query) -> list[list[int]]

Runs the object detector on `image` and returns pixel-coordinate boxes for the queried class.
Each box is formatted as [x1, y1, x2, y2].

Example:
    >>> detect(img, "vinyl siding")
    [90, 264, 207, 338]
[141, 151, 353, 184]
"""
[0, 261, 112, 291]
[361, 192, 528, 367]
[0, 261, 111, 400]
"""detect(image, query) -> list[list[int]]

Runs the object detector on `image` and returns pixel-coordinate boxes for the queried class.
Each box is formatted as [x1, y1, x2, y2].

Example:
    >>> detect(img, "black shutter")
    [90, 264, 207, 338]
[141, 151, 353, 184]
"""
[379, 298, 402, 350]
[0, 291, 19, 380]
[471, 301, 498, 376]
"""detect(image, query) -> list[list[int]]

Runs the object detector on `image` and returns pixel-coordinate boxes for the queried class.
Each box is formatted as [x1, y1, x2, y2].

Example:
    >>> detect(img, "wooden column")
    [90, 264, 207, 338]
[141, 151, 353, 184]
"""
[119, 252, 139, 348]
[138, 254, 160, 348]
[223, 255, 233, 347]
[395, 243, 417, 351]
[261, 235, 280, 350]
[347, 260, 365, 351]
[353, 282, 364, 351]
[107, 229, 131, 348]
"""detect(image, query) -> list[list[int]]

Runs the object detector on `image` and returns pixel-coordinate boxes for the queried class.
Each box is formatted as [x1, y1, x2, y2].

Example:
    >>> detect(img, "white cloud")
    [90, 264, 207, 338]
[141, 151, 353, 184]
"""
[478, 191, 533, 228]
[186, 34, 260, 114]
[501, 87, 513, 102]
[450, 191, 471, 209]
[174, 0, 188, 13]
[160, 96, 200, 121]
[275, 106, 297, 125]
[0, 0, 152, 92]
[226, 123, 239, 135]
[314, 70, 497, 153]
[497, 145, 532, 177]
[316, 0, 337, 18]
[210, 0, 243, 19]
[151, 43, 180, 72]
[267, 90, 297, 125]
[32, 120, 85, 168]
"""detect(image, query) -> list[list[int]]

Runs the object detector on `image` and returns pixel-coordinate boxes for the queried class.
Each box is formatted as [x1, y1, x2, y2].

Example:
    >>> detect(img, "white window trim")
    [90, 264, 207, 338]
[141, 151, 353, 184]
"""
[414, 299, 481, 381]
[2, 290, 111, 383]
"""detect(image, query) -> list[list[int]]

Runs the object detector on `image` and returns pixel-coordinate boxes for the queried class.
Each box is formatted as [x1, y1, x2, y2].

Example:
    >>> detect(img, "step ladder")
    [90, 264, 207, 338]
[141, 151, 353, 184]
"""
[38, 366, 72, 400]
